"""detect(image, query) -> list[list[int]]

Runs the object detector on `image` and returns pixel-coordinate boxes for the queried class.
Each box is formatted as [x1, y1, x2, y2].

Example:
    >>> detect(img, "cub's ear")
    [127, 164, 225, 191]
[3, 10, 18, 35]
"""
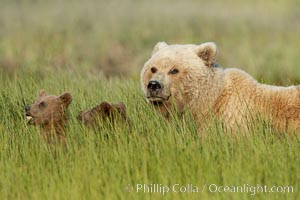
[39, 89, 48, 97]
[152, 41, 168, 55]
[195, 42, 217, 67]
[115, 102, 126, 115]
[59, 92, 72, 107]
[76, 111, 84, 122]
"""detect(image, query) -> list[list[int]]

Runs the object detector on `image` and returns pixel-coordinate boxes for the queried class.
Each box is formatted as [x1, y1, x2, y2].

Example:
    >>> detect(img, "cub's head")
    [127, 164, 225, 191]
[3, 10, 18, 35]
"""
[25, 90, 72, 126]
[140, 42, 218, 114]
[77, 102, 127, 127]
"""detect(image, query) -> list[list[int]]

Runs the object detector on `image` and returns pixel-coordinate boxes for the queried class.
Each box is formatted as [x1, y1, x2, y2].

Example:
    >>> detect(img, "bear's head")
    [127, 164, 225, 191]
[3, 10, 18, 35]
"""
[25, 90, 72, 126]
[77, 102, 127, 127]
[140, 42, 218, 116]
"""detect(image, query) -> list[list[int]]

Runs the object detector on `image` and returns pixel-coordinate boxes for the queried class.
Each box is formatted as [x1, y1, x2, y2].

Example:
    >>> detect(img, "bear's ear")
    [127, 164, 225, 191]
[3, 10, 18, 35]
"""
[76, 111, 84, 122]
[59, 92, 72, 107]
[152, 42, 168, 55]
[39, 89, 48, 97]
[196, 42, 217, 67]
[115, 102, 126, 113]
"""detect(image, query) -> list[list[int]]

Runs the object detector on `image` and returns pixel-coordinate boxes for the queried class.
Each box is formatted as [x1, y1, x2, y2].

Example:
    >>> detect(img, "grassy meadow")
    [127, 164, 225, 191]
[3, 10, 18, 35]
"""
[0, 0, 299, 199]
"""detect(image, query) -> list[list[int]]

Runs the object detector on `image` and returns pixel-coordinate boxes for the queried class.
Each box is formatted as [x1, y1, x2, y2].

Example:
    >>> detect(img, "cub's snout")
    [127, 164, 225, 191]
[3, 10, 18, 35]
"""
[25, 105, 30, 114]
[25, 105, 34, 123]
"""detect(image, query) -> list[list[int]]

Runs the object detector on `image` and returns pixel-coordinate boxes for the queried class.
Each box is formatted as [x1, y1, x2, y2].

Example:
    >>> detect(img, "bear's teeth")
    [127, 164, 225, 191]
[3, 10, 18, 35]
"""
[26, 116, 33, 121]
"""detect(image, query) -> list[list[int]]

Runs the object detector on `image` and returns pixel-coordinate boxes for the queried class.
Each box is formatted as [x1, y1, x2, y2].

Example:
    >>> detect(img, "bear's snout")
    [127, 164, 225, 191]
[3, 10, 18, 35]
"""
[25, 106, 31, 114]
[147, 80, 162, 95]
[25, 105, 34, 124]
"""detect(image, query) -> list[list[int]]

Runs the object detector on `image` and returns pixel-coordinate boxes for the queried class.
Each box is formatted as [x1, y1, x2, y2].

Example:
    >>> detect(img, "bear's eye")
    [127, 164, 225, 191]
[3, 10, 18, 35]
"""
[39, 101, 46, 108]
[169, 68, 179, 75]
[151, 67, 157, 73]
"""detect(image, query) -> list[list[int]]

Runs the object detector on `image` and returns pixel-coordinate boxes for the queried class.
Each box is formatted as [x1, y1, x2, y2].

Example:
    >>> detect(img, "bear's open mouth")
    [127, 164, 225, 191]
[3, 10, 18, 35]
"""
[25, 114, 34, 124]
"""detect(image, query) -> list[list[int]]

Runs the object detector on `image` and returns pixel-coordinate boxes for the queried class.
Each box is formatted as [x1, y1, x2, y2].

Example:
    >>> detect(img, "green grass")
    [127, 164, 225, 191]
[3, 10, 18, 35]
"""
[0, 0, 299, 199]
[0, 71, 299, 200]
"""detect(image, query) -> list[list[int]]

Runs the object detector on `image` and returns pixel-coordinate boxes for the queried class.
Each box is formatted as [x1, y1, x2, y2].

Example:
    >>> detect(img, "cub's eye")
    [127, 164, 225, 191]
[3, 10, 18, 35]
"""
[169, 68, 179, 75]
[39, 101, 46, 108]
[151, 67, 157, 73]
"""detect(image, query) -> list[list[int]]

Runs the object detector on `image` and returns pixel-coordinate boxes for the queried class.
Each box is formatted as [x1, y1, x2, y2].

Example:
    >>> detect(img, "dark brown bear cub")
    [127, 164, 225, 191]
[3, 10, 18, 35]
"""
[25, 90, 72, 145]
[77, 102, 127, 127]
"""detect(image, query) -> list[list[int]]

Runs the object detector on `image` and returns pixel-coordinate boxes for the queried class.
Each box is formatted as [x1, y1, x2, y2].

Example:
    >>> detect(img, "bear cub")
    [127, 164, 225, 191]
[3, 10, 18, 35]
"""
[25, 90, 72, 145]
[77, 102, 127, 127]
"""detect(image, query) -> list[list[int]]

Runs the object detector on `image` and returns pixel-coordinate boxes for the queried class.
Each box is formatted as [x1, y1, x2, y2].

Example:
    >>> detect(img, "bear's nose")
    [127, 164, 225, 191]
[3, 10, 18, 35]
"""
[25, 106, 30, 112]
[147, 80, 162, 92]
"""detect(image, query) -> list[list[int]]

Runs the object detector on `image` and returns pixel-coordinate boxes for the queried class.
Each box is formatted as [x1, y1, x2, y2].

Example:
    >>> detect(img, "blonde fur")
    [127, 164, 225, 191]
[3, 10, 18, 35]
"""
[141, 42, 300, 134]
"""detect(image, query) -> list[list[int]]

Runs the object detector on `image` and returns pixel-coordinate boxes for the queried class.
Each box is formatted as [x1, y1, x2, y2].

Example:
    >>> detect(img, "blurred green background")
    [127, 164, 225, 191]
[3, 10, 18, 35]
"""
[1, 0, 300, 83]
